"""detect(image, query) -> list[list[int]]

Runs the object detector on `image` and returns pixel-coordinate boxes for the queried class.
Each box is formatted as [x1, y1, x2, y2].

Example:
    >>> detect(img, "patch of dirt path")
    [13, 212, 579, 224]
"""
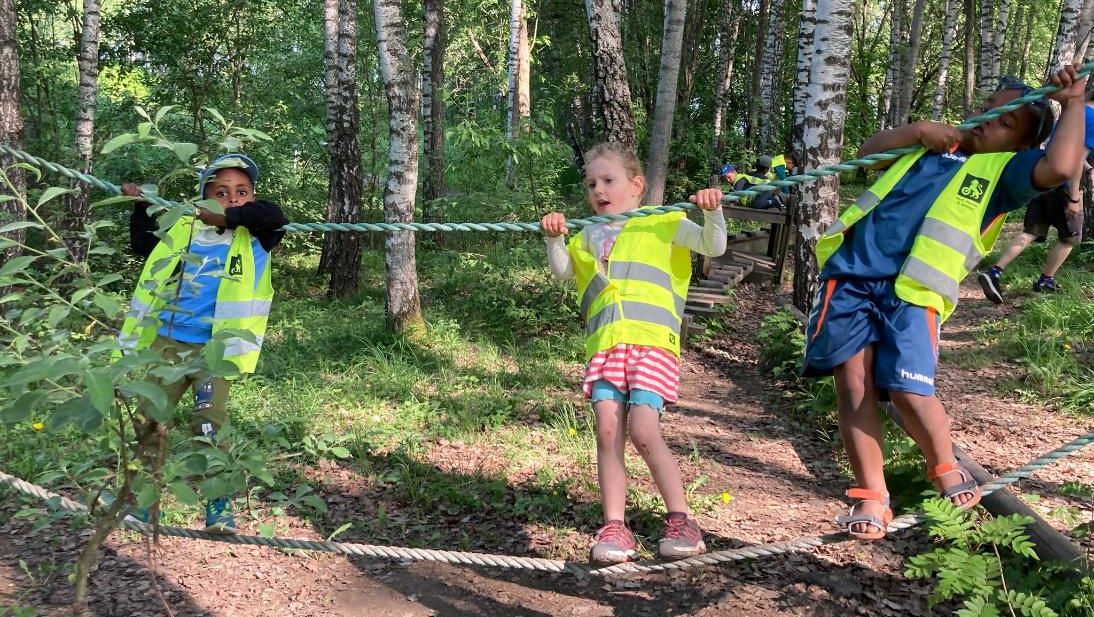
[2, 280, 1090, 616]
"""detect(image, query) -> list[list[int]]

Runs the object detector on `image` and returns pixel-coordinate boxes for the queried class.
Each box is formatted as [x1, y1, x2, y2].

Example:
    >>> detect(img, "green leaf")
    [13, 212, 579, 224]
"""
[328, 446, 351, 459]
[12, 162, 42, 181]
[154, 105, 176, 124]
[0, 221, 42, 234]
[137, 122, 153, 138]
[168, 481, 200, 506]
[257, 522, 275, 538]
[302, 495, 328, 513]
[0, 255, 38, 278]
[46, 305, 70, 328]
[92, 293, 121, 319]
[195, 198, 225, 215]
[91, 194, 141, 208]
[134, 477, 159, 509]
[1, 357, 56, 387]
[327, 522, 352, 541]
[38, 186, 73, 207]
[198, 476, 230, 500]
[134, 106, 150, 120]
[84, 369, 115, 415]
[101, 133, 138, 155]
[0, 390, 47, 424]
[49, 396, 103, 433]
[203, 107, 226, 127]
[97, 273, 123, 287]
[119, 382, 170, 421]
[173, 142, 198, 164]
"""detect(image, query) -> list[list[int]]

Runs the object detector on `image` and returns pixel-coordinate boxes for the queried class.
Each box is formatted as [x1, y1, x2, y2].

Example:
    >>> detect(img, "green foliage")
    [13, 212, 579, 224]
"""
[757, 307, 804, 378]
[908, 498, 1089, 616]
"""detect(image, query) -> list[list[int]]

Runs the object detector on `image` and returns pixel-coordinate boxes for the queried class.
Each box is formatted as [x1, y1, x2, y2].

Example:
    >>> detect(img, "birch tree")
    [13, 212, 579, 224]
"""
[990, 0, 1011, 87]
[63, 0, 100, 264]
[1018, 0, 1034, 79]
[646, 0, 686, 206]
[422, 0, 445, 217]
[791, 0, 817, 156]
[793, 0, 853, 312]
[0, 0, 23, 268]
[892, 0, 926, 124]
[505, 0, 530, 187]
[932, 0, 957, 119]
[711, 0, 742, 184]
[880, 0, 905, 129]
[758, 0, 787, 152]
[1050, 0, 1084, 72]
[746, 0, 770, 149]
[375, 0, 423, 331]
[978, 0, 994, 94]
[320, 0, 365, 298]
[585, 0, 636, 148]
[963, 0, 976, 112]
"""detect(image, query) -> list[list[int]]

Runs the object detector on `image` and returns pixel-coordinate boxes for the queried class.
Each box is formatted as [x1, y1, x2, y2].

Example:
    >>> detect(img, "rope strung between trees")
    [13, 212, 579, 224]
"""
[1, 431, 1089, 577]
[0, 60, 1090, 234]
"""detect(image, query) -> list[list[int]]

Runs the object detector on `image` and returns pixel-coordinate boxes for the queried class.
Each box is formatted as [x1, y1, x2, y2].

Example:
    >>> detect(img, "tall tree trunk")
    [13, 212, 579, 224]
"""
[1076, 0, 1094, 59]
[585, 0, 637, 148]
[792, 0, 853, 313]
[711, 0, 742, 185]
[880, 0, 905, 129]
[1018, 0, 1034, 80]
[1003, 1, 1021, 77]
[990, 0, 1011, 86]
[758, 0, 787, 152]
[322, 0, 365, 299]
[422, 0, 445, 220]
[977, 0, 994, 95]
[62, 0, 99, 264]
[932, 0, 957, 119]
[0, 0, 23, 269]
[375, 0, 423, 331]
[746, 0, 770, 150]
[963, 0, 977, 112]
[505, 0, 530, 188]
[893, 0, 926, 124]
[645, 0, 686, 206]
[792, 0, 817, 157]
[675, 0, 708, 119]
[1050, 0, 1084, 72]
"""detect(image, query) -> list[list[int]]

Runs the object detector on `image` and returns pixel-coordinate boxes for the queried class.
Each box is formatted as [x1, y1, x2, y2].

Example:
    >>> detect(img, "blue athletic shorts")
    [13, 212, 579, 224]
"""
[589, 379, 666, 413]
[802, 279, 941, 396]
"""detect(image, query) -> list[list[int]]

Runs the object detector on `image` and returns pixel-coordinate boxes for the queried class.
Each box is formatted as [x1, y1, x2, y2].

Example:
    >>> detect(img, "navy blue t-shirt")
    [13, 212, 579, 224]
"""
[822, 149, 1046, 280]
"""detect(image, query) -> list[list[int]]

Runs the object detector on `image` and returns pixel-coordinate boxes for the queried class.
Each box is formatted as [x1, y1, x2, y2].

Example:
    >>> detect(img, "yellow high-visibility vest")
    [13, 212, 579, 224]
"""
[119, 216, 274, 373]
[567, 209, 691, 359]
[816, 147, 1015, 322]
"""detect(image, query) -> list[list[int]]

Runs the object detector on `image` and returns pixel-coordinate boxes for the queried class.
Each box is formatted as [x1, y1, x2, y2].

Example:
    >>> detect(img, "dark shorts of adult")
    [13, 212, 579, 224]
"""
[1023, 185, 1084, 245]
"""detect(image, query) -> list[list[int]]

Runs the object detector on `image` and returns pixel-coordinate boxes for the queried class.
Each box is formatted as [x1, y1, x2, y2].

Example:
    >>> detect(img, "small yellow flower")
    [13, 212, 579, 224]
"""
[1064, 343, 1073, 351]
[568, 427, 577, 437]
[721, 491, 732, 504]
[32, 422, 43, 431]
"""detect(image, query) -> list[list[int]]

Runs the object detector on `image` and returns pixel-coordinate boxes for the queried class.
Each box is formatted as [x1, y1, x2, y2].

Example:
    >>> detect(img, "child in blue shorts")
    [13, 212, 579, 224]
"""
[804, 66, 1088, 540]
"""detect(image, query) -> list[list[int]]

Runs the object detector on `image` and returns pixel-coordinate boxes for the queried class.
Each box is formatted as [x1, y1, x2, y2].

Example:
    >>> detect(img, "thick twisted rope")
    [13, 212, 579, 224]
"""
[2, 60, 1090, 234]
[1, 431, 1089, 577]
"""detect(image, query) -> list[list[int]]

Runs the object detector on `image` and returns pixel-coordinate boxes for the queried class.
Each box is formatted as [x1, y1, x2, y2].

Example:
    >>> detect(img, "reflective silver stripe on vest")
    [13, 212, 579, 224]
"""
[607, 261, 687, 317]
[901, 256, 960, 305]
[213, 299, 273, 321]
[224, 335, 264, 357]
[118, 333, 140, 351]
[855, 191, 881, 212]
[124, 297, 155, 322]
[585, 301, 681, 335]
[580, 273, 611, 318]
[917, 218, 982, 273]
[824, 220, 847, 236]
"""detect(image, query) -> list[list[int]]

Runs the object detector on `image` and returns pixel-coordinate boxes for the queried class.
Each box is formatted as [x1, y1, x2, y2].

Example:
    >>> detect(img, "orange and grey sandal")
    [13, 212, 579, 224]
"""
[835, 488, 893, 541]
[928, 462, 982, 510]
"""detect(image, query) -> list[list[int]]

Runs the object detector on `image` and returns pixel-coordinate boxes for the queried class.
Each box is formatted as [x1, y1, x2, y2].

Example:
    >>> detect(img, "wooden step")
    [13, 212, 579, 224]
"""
[685, 304, 721, 316]
[687, 292, 732, 304]
[697, 280, 727, 290]
[686, 298, 715, 308]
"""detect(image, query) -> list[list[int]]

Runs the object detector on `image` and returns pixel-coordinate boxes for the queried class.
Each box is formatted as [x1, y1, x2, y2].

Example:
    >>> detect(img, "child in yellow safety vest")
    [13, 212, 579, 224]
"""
[803, 66, 1087, 540]
[540, 142, 727, 564]
[119, 153, 288, 534]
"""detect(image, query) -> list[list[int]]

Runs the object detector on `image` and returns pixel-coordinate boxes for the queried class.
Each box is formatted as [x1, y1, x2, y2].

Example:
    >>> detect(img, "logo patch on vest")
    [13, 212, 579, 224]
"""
[229, 255, 243, 276]
[957, 174, 989, 204]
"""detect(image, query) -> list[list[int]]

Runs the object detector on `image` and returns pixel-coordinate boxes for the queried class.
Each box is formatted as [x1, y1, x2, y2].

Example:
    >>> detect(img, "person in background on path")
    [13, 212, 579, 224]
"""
[802, 67, 1086, 541]
[770, 152, 799, 182]
[719, 163, 737, 193]
[734, 155, 783, 210]
[978, 84, 1094, 302]
[540, 142, 726, 564]
[120, 153, 289, 534]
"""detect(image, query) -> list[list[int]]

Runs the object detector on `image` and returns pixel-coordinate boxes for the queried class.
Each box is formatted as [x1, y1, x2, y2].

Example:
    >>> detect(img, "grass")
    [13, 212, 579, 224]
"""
[0, 238, 735, 560]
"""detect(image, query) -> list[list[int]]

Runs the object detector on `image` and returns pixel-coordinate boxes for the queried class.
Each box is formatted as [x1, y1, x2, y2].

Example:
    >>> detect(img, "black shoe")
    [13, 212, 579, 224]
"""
[978, 269, 1003, 305]
[1033, 276, 1060, 294]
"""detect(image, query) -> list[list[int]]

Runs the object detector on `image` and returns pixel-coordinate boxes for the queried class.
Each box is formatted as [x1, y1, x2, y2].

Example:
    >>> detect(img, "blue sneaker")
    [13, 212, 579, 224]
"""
[1033, 275, 1060, 294]
[205, 497, 237, 534]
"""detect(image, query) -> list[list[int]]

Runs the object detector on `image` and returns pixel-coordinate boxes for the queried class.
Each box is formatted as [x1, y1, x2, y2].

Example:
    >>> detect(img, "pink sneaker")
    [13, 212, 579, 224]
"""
[589, 520, 636, 564]
[658, 512, 706, 560]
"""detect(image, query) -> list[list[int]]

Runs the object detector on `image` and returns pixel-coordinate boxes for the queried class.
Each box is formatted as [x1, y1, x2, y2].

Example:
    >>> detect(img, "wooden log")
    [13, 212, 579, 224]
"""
[884, 404, 1085, 566]
[685, 304, 720, 316]
[687, 293, 733, 304]
[687, 298, 715, 308]
[698, 280, 727, 290]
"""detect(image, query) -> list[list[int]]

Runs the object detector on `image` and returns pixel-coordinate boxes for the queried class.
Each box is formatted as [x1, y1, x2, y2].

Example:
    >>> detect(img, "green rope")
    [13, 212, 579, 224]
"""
[2, 61, 1090, 233]
[0, 431, 1089, 576]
